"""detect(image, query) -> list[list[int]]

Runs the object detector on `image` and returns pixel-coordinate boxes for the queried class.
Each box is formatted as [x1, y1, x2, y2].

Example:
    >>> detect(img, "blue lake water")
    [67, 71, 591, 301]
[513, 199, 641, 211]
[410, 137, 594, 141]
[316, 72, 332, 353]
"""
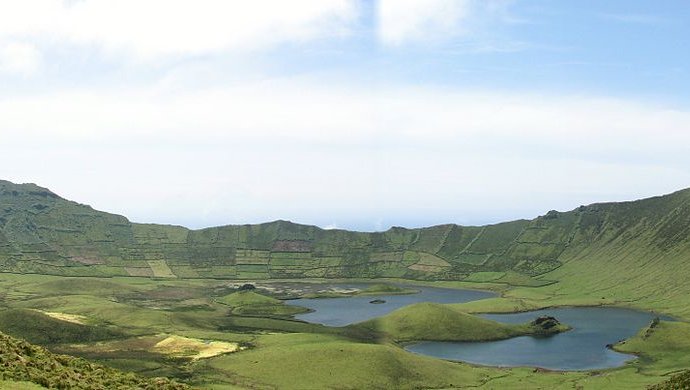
[289, 284, 664, 370]
[291, 284, 495, 326]
[406, 307, 665, 370]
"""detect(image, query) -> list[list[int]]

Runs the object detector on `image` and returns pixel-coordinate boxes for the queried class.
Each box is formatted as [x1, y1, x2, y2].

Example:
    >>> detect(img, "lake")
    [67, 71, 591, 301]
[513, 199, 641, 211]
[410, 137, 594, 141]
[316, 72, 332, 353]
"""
[289, 284, 663, 370]
[406, 307, 664, 370]
[291, 284, 495, 326]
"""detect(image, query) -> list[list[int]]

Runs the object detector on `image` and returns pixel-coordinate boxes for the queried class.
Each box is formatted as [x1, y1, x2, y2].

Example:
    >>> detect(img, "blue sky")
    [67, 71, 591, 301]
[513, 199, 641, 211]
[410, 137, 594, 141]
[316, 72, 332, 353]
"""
[1, 0, 689, 231]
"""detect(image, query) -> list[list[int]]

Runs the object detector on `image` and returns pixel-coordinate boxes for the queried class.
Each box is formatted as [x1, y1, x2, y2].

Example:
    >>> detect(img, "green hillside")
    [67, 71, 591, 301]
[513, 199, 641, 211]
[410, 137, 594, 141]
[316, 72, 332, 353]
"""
[2, 179, 690, 317]
[0, 308, 125, 345]
[355, 302, 569, 342]
[0, 330, 188, 389]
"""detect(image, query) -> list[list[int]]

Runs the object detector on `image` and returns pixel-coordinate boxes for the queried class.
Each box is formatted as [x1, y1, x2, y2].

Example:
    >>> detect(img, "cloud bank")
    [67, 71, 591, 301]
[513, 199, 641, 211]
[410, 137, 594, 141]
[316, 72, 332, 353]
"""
[3, 78, 689, 229]
[1, 1, 687, 230]
[0, 0, 358, 60]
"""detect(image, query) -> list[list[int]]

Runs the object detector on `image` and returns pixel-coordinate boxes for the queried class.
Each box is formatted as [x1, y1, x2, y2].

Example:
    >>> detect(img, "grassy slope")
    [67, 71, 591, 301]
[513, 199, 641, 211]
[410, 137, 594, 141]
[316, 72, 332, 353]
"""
[0, 179, 531, 280]
[216, 290, 282, 308]
[355, 302, 567, 342]
[2, 179, 690, 322]
[198, 331, 667, 390]
[0, 380, 44, 390]
[0, 308, 125, 344]
[0, 272, 682, 389]
[3, 180, 690, 388]
[216, 290, 310, 317]
[614, 320, 690, 376]
[466, 189, 690, 320]
[200, 333, 496, 390]
[649, 370, 690, 390]
[0, 331, 189, 389]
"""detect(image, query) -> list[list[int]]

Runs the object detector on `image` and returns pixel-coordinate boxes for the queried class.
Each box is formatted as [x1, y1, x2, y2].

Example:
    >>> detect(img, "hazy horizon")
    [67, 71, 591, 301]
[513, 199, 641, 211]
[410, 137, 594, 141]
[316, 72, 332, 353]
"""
[2, 1, 689, 231]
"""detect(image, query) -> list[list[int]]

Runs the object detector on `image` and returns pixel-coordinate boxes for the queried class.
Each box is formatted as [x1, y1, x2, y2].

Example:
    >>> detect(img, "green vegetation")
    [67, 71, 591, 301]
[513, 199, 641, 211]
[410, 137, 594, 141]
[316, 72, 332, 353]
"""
[200, 333, 495, 390]
[2, 180, 690, 389]
[0, 380, 44, 389]
[359, 283, 418, 295]
[2, 179, 690, 321]
[0, 308, 125, 345]
[2, 179, 690, 320]
[0, 331, 188, 389]
[216, 290, 310, 317]
[649, 370, 690, 390]
[355, 303, 568, 342]
[0, 272, 686, 389]
[301, 282, 418, 298]
[614, 320, 690, 376]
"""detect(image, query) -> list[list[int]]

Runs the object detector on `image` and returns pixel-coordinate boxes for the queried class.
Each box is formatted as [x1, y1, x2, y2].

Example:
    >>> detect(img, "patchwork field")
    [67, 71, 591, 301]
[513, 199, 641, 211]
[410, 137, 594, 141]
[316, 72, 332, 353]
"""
[0, 273, 688, 389]
[1, 181, 690, 388]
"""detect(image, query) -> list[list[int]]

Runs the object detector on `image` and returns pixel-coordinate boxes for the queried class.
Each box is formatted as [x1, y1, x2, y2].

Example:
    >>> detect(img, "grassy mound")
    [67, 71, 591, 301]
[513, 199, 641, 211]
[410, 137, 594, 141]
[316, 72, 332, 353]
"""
[355, 302, 568, 342]
[0, 309, 125, 345]
[649, 370, 690, 389]
[205, 333, 493, 389]
[216, 290, 309, 317]
[0, 331, 188, 389]
[216, 290, 281, 306]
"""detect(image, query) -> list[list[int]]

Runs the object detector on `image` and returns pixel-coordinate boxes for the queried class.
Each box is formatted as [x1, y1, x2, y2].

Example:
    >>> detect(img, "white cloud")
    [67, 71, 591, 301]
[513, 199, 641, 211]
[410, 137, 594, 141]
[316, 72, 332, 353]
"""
[2, 80, 689, 152]
[2, 78, 690, 230]
[0, 1, 685, 232]
[0, 41, 42, 76]
[377, 0, 473, 45]
[0, 0, 358, 59]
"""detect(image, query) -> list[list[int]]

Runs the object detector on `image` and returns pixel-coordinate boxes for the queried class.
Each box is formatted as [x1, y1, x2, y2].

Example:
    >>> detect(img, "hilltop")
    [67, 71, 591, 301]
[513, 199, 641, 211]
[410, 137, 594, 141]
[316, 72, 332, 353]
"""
[354, 302, 569, 342]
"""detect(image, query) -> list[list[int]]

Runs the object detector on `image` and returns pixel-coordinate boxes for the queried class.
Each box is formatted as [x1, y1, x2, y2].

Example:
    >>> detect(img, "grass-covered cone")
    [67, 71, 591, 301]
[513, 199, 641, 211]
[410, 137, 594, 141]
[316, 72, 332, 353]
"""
[354, 302, 569, 342]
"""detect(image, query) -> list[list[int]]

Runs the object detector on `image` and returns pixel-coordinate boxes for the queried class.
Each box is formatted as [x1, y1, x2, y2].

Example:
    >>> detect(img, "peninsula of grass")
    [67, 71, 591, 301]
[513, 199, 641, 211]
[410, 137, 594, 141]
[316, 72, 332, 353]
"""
[301, 283, 418, 298]
[359, 283, 419, 295]
[215, 290, 310, 317]
[354, 302, 570, 343]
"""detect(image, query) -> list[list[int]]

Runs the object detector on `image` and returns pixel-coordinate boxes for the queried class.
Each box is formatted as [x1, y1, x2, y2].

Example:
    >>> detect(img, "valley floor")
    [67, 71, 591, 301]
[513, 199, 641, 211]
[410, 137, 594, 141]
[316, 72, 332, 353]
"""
[0, 273, 688, 389]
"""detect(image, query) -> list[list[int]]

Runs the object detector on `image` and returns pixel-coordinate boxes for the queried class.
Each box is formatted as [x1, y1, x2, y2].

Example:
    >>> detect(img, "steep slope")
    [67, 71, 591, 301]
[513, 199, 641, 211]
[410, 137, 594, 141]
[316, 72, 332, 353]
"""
[0, 179, 531, 279]
[524, 188, 690, 317]
[0, 330, 188, 389]
[1, 180, 689, 298]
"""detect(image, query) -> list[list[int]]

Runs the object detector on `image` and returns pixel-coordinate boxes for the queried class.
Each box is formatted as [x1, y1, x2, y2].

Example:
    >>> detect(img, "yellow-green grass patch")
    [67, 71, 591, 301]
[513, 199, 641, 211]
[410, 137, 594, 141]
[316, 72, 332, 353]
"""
[34, 310, 88, 325]
[146, 260, 176, 278]
[152, 335, 242, 360]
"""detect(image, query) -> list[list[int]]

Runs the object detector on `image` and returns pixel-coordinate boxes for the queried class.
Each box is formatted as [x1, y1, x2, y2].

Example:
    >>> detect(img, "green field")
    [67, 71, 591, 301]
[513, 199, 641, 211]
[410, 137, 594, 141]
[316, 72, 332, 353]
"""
[2, 180, 690, 389]
[0, 273, 686, 389]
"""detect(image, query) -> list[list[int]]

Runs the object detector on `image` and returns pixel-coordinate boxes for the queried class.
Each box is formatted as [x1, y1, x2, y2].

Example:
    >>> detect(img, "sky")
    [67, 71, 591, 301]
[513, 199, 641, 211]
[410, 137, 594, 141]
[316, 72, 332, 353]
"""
[1, 0, 690, 231]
